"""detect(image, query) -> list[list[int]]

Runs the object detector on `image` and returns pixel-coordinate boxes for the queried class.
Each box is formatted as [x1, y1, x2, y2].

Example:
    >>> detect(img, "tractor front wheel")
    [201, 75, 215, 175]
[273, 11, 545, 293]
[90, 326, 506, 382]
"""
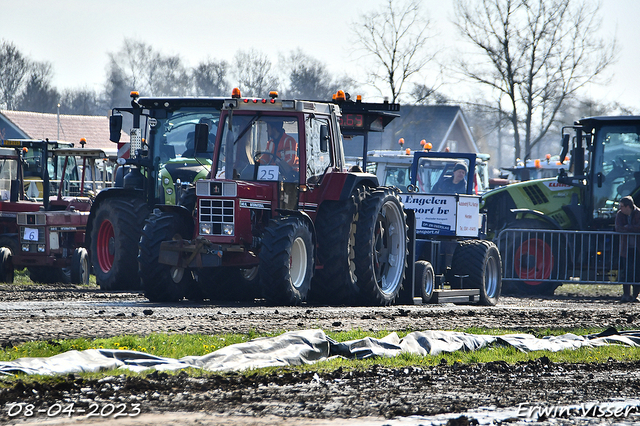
[91, 197, 149, 290]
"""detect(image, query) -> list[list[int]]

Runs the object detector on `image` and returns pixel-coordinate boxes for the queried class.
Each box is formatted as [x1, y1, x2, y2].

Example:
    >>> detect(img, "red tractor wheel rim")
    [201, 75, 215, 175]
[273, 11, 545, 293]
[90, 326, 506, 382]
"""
[514, 238, 554, 285]
[96, 219, 115, 272]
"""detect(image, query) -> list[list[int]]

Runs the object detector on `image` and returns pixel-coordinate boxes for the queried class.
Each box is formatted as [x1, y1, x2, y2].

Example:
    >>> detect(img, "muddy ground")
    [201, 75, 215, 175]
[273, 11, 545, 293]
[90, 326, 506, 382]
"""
[1, 284, 639, 425]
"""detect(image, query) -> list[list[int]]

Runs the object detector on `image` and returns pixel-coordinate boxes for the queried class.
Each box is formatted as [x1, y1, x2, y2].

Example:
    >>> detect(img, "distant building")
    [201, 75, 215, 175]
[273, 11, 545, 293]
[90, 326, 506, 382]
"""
[343, 104, 479, 158]
[0, 110, 120, 155]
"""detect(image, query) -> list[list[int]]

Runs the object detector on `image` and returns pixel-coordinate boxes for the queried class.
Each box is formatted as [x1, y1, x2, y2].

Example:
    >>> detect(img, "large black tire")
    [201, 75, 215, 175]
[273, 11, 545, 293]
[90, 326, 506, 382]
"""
[416, 260, 435, 304]
[259, 217, 314, 305]
[354, 188, 408, 306]
[0, 247, 14, 283]
[451, 240, 502, 306]
[90, 197, 150, 290]
[71, 248, 90, 285]
[311, 186, 367, 305]
[139, 210, 195, 303]
[497, 219, 562, 296]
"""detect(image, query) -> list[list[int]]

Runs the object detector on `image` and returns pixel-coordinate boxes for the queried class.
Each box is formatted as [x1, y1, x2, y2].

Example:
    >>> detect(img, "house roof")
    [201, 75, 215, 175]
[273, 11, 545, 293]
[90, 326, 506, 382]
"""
[396, 105, 479, 153]
[0, 110, 120, 154]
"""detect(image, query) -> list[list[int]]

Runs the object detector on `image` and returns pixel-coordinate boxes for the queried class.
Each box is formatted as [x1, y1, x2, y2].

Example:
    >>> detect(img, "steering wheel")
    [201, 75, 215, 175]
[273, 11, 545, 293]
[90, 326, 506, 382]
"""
[254, 152, 297, 181]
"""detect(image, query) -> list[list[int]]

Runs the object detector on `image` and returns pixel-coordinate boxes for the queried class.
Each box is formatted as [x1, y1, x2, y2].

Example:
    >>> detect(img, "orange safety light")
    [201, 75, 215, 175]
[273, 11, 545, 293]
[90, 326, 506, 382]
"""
[269, 91, 278, 99]
[80, 138, 87, 143]
[22, 147, 28, 154]
[565, 156, 570, 162]
[335, 90, 346, 101]
[130, 91, 139, 98]
[424, 142, 432, 151]
[545, 153, 551, 161]
[534, 159, 541, 168]
[398, 138, 405, 146]
[405, 148, 411, 155]
[231, 88, 241, 98]
[356, 95, 362, 101]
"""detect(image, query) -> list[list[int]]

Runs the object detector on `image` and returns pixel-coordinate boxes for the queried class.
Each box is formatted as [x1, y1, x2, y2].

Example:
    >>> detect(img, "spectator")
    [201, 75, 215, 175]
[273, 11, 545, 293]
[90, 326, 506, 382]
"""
[615, 195, 640, 302]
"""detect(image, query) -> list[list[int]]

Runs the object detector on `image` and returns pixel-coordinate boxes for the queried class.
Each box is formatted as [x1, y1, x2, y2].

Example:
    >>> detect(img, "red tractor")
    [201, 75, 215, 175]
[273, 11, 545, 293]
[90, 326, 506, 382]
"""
[139, 90, 408, 305]
[0, 140, 105, 284]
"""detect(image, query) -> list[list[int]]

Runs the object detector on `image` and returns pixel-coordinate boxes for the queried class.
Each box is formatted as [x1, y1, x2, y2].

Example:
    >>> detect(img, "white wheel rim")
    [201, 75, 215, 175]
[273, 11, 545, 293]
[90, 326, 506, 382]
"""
[377, 200, 406, 295]
[485, 254, 499, 298]
[290, 236, 307, 289]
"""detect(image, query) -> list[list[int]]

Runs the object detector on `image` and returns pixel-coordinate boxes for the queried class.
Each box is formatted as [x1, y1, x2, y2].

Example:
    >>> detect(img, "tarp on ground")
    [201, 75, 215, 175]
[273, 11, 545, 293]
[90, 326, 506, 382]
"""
[1, 328, 639, 376]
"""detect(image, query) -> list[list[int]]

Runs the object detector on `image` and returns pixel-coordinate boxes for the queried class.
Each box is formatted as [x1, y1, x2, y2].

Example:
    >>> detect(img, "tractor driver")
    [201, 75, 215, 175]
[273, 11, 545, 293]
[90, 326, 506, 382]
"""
[259, 118, 299, 171]
[433, 162, 468, 194]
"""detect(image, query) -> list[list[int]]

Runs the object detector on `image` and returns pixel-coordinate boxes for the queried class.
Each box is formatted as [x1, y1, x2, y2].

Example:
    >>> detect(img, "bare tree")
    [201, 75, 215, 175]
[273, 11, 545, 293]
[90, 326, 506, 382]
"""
[280, 49, 351, 100]
[0, 40, 30, 110]
[106, 39, 191, 98]
[193, 59, 229, 96]
[352, 0, 436, 103]
[231, 49, 279, 97]
[454, 0, 616, 162]
[16, 61, 59, 114]
[60, 88, 104, 116]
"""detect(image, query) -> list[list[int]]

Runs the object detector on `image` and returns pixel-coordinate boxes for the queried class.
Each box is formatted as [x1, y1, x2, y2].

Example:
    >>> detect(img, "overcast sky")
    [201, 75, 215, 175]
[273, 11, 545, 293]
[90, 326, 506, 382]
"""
[2, 0, 638, 111]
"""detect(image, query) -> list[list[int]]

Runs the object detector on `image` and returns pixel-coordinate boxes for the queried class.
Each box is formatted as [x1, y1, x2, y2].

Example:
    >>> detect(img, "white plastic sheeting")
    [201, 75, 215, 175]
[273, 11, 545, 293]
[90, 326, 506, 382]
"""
[1, 328, 639, 376]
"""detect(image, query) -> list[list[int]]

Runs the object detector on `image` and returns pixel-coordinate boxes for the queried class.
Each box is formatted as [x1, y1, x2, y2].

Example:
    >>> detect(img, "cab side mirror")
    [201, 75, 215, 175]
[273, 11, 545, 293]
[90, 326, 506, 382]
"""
[194, 123, 210, 154]
[319, 124, 329, 153]
[109, 115, 123, 143]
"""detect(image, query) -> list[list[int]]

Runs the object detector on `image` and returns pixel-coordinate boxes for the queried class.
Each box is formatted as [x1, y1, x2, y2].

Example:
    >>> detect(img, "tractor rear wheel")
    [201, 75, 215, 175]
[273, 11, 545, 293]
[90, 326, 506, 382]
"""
[195, 266, 260, 302]
[91, 197, 149, 290]
[311, 186, 367, 305]
[139, 210, 195, 303]
[498, 219, 562, 296]
[354, 188, 408, 306]
[451, 240, 502, 306]
[259, 217, 314, 305]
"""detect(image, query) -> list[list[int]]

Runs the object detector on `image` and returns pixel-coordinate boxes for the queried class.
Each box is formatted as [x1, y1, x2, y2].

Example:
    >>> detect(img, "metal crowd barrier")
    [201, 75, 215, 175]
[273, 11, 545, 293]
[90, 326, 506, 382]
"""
[496, 228, 640, 285]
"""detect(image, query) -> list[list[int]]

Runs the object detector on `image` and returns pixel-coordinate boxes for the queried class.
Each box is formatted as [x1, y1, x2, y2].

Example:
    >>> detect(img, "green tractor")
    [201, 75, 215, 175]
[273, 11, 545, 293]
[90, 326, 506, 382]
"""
[86, 92, 222, 290]
[482, 116, 640, 295]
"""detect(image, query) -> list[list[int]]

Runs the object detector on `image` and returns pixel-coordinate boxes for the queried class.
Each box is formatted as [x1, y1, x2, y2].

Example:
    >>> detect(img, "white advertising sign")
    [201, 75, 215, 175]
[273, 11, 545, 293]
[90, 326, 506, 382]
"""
[400, 194, 457, 236]
[456, 195, 480, 237]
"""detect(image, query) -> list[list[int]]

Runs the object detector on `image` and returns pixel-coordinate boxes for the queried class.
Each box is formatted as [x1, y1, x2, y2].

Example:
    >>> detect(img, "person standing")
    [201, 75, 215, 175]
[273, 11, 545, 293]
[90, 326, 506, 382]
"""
[615, 196, 640, 302]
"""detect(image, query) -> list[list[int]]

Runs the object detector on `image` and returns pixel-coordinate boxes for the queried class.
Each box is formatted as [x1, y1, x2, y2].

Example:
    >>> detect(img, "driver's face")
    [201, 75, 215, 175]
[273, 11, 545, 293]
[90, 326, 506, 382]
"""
[453, 169, 466, 183]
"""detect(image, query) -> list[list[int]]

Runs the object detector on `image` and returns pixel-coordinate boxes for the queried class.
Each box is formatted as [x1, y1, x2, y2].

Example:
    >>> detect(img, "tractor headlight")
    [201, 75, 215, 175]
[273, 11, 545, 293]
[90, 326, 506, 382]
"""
[163, 177, 170, 185]
[200, 223, 212, 235]
[37, 244, 45, 253]
[21, 244, 29, 252]
[166, 188, 173, 195]
[222, 224, 234, 236]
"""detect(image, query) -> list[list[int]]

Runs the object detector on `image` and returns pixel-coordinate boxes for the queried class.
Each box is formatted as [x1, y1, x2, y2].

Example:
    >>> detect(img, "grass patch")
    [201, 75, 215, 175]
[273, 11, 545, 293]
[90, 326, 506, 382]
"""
[1, 327, 640, 381]
[11, 268, 98, 287]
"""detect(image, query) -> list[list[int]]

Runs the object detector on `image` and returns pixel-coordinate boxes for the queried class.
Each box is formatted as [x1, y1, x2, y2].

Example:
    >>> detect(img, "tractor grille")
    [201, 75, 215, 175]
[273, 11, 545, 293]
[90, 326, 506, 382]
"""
[199, 199, 234, 235]
[523, 185, 549, 205]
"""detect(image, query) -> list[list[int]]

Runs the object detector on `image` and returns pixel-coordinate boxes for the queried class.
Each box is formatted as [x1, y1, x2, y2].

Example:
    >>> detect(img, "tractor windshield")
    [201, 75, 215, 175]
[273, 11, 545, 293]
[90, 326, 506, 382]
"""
[216, 114, 300, 183]
[149, 109, 220, 164]
[0, 157, 17, 201]
[592, 125, 640, 218]
[414, 158, 471, 194]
